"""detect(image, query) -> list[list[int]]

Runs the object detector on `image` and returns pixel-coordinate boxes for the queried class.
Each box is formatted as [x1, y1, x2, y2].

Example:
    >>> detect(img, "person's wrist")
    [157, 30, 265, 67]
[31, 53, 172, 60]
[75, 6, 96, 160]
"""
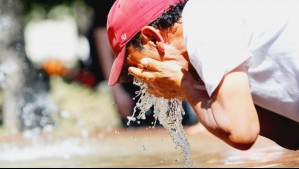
[181, 74, 196, 98]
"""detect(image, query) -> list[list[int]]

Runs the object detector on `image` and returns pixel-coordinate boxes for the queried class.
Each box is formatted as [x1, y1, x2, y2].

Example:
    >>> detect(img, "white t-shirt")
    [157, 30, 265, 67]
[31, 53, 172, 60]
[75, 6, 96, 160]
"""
[183, 0, 299, 122]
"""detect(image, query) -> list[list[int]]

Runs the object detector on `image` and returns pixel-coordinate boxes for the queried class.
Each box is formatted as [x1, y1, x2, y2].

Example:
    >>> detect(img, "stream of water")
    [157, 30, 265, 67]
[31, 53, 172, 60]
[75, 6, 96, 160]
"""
[127, 80, 193, 168]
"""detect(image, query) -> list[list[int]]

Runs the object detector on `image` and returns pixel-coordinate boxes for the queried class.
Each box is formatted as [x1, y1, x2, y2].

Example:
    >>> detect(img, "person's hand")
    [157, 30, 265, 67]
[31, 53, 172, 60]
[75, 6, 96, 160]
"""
[129, 58, 193, 100]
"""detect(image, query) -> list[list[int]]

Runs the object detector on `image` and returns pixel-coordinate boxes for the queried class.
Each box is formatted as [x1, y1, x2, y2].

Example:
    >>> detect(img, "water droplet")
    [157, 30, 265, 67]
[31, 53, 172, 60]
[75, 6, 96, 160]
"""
[114, 130, 120, 135]
[141, 145, 146, 151]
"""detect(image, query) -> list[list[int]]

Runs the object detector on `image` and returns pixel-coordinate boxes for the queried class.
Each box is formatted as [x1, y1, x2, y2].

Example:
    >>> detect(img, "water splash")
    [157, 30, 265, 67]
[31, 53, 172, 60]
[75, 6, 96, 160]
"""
[0, 69, 5, 88]
[128, 80, 193, 168]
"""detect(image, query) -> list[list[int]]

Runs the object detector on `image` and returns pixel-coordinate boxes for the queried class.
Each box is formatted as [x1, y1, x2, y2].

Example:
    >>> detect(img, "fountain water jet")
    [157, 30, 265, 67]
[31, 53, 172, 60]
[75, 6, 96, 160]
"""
[0, 0, 55, 133]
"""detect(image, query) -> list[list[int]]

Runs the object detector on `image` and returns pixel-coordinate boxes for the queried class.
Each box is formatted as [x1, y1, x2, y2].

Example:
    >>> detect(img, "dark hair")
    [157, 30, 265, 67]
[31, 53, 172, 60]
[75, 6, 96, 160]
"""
[127, 0, 188, 49]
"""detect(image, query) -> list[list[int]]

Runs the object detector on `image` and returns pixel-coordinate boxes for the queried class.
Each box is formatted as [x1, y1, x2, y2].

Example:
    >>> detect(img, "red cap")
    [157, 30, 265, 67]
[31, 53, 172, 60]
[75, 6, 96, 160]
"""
[107, 0, 183, 86]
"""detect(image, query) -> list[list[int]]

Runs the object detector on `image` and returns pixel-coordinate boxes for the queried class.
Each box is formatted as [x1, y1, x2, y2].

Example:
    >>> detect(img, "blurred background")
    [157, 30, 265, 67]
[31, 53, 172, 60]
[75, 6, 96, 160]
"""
[0, 0, 122, 136]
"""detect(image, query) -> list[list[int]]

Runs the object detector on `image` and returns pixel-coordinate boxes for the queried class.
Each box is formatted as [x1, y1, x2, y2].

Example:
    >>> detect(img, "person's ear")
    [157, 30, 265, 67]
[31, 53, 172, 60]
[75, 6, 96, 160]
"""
[141, 26, 165, 53]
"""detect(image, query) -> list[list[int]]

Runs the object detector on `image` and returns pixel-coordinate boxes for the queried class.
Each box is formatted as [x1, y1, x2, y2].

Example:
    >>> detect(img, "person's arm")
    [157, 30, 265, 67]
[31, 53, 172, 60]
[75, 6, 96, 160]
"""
[183, 65, 260, 150]
[129, 59, 260, 150]
[94, 28, 134, 118]
[256, 105, 299, 150]
[94, 28, 114, 79]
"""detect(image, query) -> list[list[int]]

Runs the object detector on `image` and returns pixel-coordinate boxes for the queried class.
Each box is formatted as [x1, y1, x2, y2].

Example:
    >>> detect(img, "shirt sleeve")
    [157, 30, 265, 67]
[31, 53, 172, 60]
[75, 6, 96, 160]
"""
[183, 0, 252, 97]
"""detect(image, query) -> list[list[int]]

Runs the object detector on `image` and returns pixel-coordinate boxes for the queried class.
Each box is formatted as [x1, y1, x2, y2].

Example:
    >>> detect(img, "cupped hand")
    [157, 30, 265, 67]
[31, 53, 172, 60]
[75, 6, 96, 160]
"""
[128, 58, 193, 100]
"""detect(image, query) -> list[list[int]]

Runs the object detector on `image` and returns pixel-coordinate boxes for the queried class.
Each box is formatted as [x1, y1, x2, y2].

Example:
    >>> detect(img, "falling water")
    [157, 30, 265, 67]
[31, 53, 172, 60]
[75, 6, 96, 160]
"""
[128, 80, 193, 168]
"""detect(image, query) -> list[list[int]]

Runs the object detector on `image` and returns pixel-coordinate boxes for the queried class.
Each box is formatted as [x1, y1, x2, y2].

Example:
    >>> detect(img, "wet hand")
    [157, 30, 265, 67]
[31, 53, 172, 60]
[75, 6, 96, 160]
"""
[129, 58, 192, 100]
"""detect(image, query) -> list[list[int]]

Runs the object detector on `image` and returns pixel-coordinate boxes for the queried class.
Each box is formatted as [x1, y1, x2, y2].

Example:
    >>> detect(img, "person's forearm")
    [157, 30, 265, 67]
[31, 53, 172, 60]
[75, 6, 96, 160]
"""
[182, 78, 224, 139]
[182, 76, 257, 150]
[95, 28, 114, 80]
[94, 28, 128, 97]
[181, 75, 221, 133]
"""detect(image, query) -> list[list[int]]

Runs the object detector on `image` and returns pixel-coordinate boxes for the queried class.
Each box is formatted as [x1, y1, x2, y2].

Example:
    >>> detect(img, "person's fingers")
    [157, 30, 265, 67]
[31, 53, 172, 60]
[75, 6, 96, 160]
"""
[128, 67, 142, 76]
[141, 58, 163, 71]
[128, 67, 155, 82]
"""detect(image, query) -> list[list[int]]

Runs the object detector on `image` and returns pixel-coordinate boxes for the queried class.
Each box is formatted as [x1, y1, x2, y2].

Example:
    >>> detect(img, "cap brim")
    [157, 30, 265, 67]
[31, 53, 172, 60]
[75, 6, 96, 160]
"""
[108, 47, 126, 86]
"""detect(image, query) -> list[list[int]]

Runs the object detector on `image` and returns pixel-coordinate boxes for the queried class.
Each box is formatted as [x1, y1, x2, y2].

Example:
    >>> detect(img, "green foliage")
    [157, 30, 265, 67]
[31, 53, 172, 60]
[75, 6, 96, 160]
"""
[22, 0, 92, 24]
[22, 0, 74, 14]
[21, 0, 94, 34]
